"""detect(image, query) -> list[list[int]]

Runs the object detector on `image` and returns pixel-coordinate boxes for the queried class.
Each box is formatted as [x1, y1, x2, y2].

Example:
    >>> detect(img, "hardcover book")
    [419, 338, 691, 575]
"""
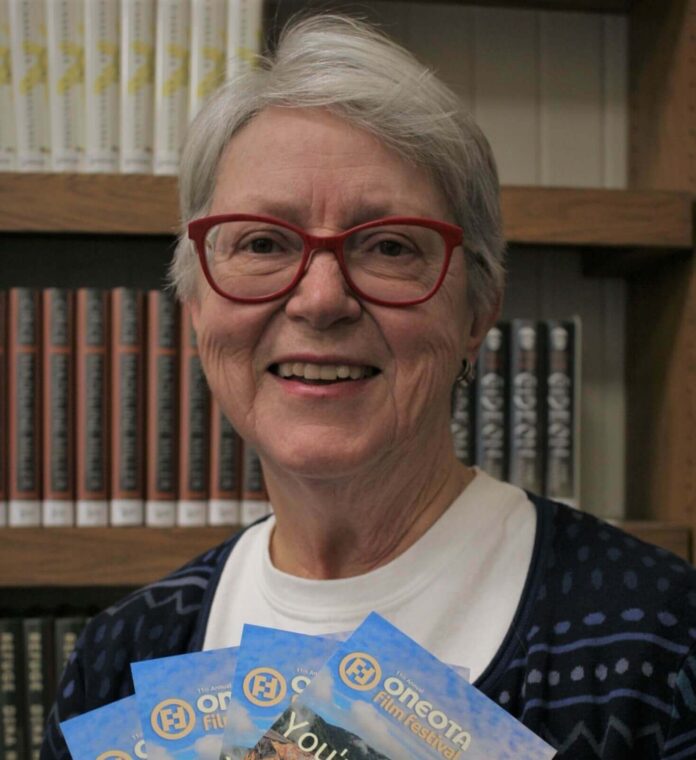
[226, 0, 264, 81]
[22, 617, 53, 760]
[240, 441, 269, 526]
[0, 0, 17, 170]
[0, 290, 6, 526]
[209, 400, 242, 525]
[0, 618, 25, 760]
[188, 0, 226, 121]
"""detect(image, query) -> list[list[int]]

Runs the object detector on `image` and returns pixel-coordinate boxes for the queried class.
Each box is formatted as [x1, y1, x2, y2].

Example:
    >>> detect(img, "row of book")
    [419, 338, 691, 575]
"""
[0, 0, 264, 174]
[0, 287, 271, 529]
[0, 615, 88, 760]
[454, 318, 581, 507]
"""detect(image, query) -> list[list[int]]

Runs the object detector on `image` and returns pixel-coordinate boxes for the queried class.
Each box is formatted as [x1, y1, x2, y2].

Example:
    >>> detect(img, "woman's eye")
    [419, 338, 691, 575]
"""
[246, 236, 281, 254]
[377, 239, 405, 257]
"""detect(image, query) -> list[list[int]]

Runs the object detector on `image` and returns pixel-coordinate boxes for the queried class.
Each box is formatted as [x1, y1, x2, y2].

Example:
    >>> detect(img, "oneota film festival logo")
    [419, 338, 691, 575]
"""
[242, 666, 288, 707]
[339, 652, 382, 691]
[151, 697, 197, 740]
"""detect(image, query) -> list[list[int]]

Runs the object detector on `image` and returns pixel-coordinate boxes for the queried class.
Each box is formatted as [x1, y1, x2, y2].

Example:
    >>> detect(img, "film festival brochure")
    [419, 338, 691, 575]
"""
[60, 694, 146, 759]
[130, 645, 239, 759]
[250, 612, 557, 760]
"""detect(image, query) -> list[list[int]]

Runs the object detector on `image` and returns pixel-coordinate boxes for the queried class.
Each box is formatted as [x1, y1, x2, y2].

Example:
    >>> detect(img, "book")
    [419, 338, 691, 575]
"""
[7, 288, 41, 527]
[0, 0, 17, 170]
[145, 289, 179, 526]
[188, 0, 226, 122]
[75, 288, 109, 526]
[474, 323, 508, 481]
[120, 0, 155, 173]
[45, 0, 85, 171]
[153, 0, 190, 175]
[240, 441, 269, 526]
[131, 646, 238, 758]
[254, 612, 556, 760]
[53, 616, 87, 685]
[61, 694, 145, 759]
[110, 287, 145, 525]
[83, 0, 120, 172]
[225, 0, 264, 81]
[23, 617, 53, 760]
[544, 318, 581, 507]
[0, 618, 25, 760]
[0, 290, 6, 526]
[177, 304, 210, 525]
[41, 288, 75, 526]
[221, 626, 340, 759]
[8, 0, 50, 170]
[209, 399, 241, 525]
[450, 380, 475, 466]
[508, 319, 544, 493]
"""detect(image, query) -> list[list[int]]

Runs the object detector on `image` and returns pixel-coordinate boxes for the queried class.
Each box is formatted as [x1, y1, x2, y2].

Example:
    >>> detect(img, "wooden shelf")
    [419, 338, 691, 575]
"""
[0, 173, 691, 256]
[0, 527, 235, 587]
[0, 521, 689, 588]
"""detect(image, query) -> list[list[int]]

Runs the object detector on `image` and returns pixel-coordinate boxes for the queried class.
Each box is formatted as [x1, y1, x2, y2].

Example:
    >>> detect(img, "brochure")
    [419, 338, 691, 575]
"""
[251, 612, 556, 759]
[60, 694, 146, 759]
[131, 646, 238, 759]
[221, 626, 341, 759]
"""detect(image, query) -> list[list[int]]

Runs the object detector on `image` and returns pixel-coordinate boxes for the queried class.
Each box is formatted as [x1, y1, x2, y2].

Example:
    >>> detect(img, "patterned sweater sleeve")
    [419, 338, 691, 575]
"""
[663, 645, 696, 759]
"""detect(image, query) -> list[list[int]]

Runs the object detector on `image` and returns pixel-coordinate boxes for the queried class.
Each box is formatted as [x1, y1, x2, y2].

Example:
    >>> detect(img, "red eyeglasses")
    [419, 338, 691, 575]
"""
[188, 214, 464, 307]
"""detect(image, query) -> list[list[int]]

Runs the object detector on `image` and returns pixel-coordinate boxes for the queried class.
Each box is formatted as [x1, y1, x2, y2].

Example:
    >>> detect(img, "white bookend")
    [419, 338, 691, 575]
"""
[225, 0, 263, 81]
[46, 0, 84, 171]
[84, 0, 119, 172]
[153, 0, 189, 175]
[0, 0, 17, 169]
[8, 0, 50, 171]
[188, 0, 226, 122]
[120, 0, 155, 172]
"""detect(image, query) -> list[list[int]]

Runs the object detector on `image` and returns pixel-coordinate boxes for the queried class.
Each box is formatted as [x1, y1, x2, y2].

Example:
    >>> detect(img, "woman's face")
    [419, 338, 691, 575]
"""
[190, 107, 488, 478]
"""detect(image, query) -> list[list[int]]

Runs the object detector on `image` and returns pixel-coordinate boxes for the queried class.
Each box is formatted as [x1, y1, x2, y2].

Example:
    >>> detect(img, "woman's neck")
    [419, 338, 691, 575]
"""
[262, 436, 474, 580]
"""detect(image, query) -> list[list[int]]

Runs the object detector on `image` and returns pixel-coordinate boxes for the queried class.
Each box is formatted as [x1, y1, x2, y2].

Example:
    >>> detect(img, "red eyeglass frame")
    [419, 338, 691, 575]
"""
[187, 213, 464, 307]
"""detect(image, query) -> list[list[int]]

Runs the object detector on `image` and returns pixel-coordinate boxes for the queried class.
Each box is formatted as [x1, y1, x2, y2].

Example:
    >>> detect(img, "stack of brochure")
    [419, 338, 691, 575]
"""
[61, 613, 557, 759]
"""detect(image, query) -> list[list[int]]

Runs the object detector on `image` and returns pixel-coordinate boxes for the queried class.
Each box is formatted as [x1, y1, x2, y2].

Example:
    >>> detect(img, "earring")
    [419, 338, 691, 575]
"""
[456, 358, 475, 385]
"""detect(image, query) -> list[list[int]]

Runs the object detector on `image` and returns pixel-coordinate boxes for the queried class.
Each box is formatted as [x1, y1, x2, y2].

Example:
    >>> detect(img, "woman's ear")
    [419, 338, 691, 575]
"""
[464, 291, 503, 364]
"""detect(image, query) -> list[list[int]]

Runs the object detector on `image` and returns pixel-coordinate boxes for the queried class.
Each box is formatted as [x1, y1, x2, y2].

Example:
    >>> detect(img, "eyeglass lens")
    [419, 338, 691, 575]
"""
[203, 219, 447, 303]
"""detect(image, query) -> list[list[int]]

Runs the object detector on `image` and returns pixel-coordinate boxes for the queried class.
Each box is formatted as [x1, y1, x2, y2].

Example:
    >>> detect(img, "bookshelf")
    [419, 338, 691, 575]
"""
[0, 0, 694, 604]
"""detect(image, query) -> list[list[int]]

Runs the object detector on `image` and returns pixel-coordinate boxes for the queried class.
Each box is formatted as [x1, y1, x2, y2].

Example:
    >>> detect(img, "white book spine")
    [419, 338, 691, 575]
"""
[145, 499, 176, 526]
[9, 0, 50, 171]
[240, 498, 270, 526]
[83, 0, 119, 172]
[9, 499, 41, 526]
[76, 499, 108, 526]
[120, 0, 155, 172]
[225, 0, 262, 81]
[176, 499, 207, 526]
[208, 498, 240, 526]
[0, 0, 17, 169]
[153, 0, 189, 175]
[188, 0, 225, 122]
[42, 499, 74, 526]
[110, 498, 144, 525]
[46, 0, 84, 171]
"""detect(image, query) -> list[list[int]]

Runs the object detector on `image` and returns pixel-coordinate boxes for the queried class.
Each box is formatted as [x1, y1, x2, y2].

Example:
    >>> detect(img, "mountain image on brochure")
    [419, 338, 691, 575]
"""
[243, 704, 392, 760]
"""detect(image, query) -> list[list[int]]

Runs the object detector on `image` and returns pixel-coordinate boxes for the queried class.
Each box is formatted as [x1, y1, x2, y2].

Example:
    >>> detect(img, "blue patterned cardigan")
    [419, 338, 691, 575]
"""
[41, 495, 696, 759]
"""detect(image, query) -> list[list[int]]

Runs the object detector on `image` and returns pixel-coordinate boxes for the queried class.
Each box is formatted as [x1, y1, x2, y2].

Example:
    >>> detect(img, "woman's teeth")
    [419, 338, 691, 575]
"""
[275, 362, 375, 381]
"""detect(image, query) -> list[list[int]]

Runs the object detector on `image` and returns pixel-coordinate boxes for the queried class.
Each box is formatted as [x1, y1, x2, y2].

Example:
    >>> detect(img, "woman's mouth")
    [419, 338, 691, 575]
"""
[269, 361, 379, 384]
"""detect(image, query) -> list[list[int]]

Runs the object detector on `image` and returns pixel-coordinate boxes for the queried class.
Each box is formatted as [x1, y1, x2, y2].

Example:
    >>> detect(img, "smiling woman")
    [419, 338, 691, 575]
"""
[42, 14, 696, 760]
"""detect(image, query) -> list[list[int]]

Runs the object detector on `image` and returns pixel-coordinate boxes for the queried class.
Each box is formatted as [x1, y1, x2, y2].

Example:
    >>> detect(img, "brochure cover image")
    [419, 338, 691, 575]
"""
[221, 626, 341, 760]
[252, 613, 556, 760]
[131, 646, 238, 759]
[60, 694, 146, 759]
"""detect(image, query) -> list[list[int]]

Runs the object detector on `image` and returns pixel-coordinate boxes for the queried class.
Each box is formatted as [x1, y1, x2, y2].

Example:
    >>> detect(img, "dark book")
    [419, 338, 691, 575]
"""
[241, 441, 269, 526]
[53, 616, 87, 685]
[451, 379, 475, 466]
[474, 323, 508, 480]
[209, 400, 242, 526]
[41, 288, 75, 526]
[0, 291, 6, 526]
[7, 288, 41, 526]
[145, 290, 179, 526]
[508, 319, 544, 493]
[177, 304, 210, 526]
[0, 618, 26, 760]
[110, 288, 145, 526]
[22, 617, 53, 760]
[75, 288, 109, 526]
[544, 319, 580, 507]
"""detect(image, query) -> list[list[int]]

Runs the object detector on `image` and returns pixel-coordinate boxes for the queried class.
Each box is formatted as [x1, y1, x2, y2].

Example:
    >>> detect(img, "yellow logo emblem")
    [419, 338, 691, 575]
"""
[96, 752, 132, 760]
[339, 652, 382, 691]
[151, 698, 196, 740]
[242, 667, 287, 707]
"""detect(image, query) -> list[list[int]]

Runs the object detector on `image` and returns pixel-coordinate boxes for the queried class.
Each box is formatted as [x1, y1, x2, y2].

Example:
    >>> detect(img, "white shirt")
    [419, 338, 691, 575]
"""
[204, 469, 536, 683]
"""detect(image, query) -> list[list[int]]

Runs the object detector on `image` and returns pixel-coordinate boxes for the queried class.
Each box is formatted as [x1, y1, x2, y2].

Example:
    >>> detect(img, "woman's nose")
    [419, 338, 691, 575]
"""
[283, 250, 362, 329]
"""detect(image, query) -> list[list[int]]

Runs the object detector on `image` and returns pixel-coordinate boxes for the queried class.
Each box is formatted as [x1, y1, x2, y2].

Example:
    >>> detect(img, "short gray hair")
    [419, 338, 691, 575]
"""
[170, 13, 505, 315]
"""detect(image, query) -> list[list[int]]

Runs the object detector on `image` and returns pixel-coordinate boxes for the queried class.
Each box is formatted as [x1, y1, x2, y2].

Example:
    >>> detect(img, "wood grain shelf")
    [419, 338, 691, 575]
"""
[0, 173, 692, 257]
[0, 521, 689, 588]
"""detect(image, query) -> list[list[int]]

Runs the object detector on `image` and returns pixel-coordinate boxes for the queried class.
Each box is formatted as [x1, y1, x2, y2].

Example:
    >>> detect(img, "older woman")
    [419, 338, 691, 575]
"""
[43, 14, 695, 760]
